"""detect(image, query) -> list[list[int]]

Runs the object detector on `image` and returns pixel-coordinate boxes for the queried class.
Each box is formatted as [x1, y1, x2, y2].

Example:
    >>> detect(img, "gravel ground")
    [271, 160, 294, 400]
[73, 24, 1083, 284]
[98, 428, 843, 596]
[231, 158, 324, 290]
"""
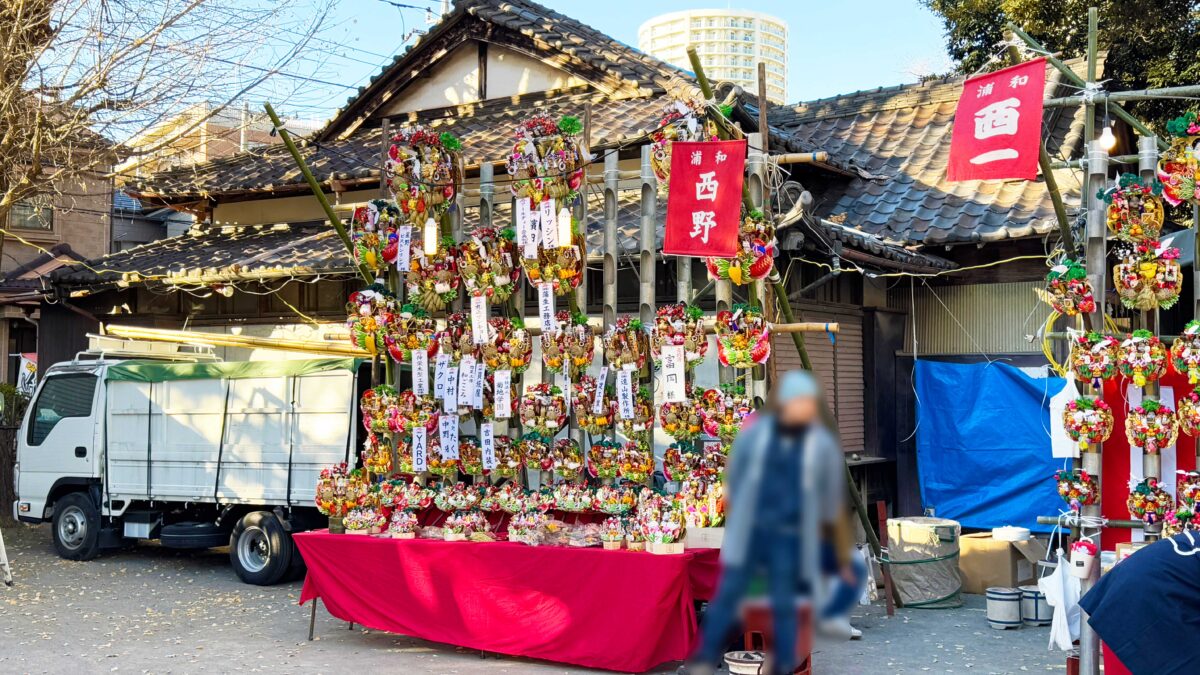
[0, 523, 1066, 675]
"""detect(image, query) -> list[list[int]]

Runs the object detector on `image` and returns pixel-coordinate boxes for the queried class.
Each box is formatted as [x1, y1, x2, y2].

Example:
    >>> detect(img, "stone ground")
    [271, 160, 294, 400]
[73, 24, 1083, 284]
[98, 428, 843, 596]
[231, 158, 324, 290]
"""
[0, 524, 1067, 675]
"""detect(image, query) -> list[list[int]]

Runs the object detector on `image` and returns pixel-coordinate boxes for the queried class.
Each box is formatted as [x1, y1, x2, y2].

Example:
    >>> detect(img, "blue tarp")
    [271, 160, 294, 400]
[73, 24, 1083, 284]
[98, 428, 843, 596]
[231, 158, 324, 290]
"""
[915, 360, 1064, 533]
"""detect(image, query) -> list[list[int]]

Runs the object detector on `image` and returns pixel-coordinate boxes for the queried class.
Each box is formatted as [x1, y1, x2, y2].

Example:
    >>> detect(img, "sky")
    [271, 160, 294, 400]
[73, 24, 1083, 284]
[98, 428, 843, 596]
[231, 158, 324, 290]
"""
[269, 0, 954, 124]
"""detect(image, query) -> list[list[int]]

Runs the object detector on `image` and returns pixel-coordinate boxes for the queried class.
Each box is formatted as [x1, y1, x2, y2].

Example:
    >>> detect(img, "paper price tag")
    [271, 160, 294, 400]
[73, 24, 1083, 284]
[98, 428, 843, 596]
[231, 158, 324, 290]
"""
[439, 415, 459, 459]
[412, 426, 428, 472]
[473, 360, 485, 409]
[470, 295, 489, 344]
[538, 283, 558, 334]
[617, 369, 635, 420]
[412, 349, 429, 396]
[661, 345, 687, 403]
[395, 226, 412, 271]
[481, 422, 497, 470]
[592, 366, 609, 415]
[458, 357, 476, 408]
[540, 198, 558, 248]
[494, 370, 512, 418]
[434, 353, 450, 400]
[443, 366, 459, 413]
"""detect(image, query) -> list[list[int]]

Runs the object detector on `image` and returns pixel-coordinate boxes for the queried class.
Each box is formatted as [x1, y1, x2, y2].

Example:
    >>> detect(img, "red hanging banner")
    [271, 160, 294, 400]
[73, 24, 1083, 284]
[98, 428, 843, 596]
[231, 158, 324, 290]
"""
[663, 139, 746, 258]
[946, 58, 1046, 182]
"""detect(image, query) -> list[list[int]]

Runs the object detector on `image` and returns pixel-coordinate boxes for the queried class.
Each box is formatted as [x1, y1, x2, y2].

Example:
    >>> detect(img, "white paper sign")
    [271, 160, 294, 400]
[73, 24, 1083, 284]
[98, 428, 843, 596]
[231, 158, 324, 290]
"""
[516, 198, 538, 259]
[494, 369, 512, 419]
[592, 366, 609, 415]
[557, 373, 572, 414]
[538, 283, 558, 334]
[481, 422, 497, 470]
[412, 348, 429, 396]
[458, 357, 476, 408]
[395, 226, 412, 271]
[470, 295, 489, 345]
[661, 345, 687, 403]
[439, 415, 459, 459]
[617, 369, 635, 420]
[443, 366, 459, 413]
[473, 360, 485, 409]
[540, 198, 558, 248]
[412, 426, 428, 472]
[434, 353, 450, 400]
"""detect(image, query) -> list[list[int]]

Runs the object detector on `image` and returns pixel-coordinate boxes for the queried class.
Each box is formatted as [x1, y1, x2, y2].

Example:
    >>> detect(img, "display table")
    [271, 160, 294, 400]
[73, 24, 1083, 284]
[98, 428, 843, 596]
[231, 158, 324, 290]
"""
[295, 531, 720, 673]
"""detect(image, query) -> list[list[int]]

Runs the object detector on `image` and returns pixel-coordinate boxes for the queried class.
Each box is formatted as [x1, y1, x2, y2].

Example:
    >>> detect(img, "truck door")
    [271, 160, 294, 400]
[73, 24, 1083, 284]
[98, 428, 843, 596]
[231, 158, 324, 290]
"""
[16, 372, 100, 520]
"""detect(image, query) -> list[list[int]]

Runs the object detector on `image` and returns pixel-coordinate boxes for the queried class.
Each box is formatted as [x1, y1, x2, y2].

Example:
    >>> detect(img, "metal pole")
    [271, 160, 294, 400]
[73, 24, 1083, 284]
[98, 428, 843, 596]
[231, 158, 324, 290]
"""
[603, 150, 619, 329]
[1045, 84, 1200, 107]
[639, 145, 657, 328]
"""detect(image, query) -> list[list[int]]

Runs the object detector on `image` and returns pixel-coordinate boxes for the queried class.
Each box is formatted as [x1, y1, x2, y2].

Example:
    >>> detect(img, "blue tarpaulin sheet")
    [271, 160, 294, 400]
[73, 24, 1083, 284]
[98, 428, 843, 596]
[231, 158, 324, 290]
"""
[915, 360, 1064, 533]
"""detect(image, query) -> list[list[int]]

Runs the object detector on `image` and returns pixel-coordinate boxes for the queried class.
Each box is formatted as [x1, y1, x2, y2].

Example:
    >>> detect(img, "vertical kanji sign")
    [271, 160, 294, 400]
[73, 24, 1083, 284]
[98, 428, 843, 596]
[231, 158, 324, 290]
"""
[664, 139, 746, 258]
[947, 58, 1046, 182]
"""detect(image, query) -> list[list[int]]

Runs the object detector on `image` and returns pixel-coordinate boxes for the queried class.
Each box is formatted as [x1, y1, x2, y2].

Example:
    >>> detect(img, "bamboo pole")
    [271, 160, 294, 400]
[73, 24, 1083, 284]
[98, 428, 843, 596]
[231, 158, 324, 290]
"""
[105, 324, 370, 357]
[263, 103, 371, 284]
[1045, 84, 1200, 107]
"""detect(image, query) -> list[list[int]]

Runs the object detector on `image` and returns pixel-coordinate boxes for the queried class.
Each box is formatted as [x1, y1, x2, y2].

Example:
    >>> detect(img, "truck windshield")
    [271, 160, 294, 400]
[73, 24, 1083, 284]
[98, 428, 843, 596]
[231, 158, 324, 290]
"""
[28, 373, 97, 446]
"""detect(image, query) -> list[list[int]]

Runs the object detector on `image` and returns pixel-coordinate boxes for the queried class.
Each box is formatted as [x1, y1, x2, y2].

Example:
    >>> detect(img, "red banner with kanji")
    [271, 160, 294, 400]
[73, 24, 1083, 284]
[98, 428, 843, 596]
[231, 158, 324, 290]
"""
[947, 58, 1046, 182]
[663, 139, 746, 258]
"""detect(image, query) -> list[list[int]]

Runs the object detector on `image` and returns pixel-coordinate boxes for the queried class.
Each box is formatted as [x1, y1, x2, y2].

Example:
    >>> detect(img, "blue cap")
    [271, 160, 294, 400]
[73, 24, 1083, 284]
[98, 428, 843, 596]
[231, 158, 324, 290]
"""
[777, 370, 820, 401]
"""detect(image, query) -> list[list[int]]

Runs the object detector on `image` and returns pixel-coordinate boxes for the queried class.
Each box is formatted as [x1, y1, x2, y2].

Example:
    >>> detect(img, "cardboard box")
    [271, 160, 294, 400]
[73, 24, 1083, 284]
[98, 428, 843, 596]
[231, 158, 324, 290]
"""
[683, 527, 725, 549]
[958, 533, 1047, 594]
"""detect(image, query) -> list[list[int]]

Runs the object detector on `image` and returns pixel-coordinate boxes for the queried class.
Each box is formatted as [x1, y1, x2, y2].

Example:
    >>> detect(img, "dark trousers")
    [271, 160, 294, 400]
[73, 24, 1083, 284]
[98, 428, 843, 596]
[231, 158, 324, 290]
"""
[697, 529, 800, 674]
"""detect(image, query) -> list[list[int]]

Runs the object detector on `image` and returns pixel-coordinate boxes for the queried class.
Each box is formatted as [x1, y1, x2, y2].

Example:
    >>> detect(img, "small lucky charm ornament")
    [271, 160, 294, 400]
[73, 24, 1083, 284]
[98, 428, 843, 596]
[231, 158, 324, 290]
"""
[1069, 332, 1119, 386]
[386, 125, 461, 227]
[1125, 399, 1179, 454]
[459, 226, 520, 304]
[1044, 258, 1096, 316]
[715, 304, 771, 369]
[346, 282, 396, 355]
[1053, 468, 1099, 510]
[571, 374, 614, 435]
[1117, 329, 1168, 388]
[519, 383, 567, 437]
[659, 387, 706, 442]
[1127, 477, 1173, 528]
[407, 236, 460, 313]
[704, 208, 776, 285]
[1177, 390, 1200, 437]
[618, 439, 655, 483]
[1171, 320, 1200, 384]
[435, 312, 478, 364]
[479, 317, 533, 374]
[541, 310, 595, 378]
[1157, 112, 1200, 207]
[385, 304, 438, 364]
[701, 386, 754, 444]
[602, 315, 649, 374]
[1113, 242, 1182, 311]
[651, 303, 708, 370]
[1102, 173, 1165, 243]
[350, 200, 401, 272]
[649, 98, 715, 188]
[359, 384, 399, 435]
[616, 385, 655, 441]
[1061, 397, 1114, 450]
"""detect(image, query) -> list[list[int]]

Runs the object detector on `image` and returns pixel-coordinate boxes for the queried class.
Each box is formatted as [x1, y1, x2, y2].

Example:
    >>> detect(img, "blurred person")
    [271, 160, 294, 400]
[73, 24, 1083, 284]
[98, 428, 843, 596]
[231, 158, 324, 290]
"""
[681, 370, 854, 675]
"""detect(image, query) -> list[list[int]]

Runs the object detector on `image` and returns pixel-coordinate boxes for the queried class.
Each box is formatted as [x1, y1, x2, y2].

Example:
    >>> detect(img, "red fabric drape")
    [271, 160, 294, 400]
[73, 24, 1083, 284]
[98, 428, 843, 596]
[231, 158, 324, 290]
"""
[295, 532, 720, 673]
[1099, 372, 1197, 550]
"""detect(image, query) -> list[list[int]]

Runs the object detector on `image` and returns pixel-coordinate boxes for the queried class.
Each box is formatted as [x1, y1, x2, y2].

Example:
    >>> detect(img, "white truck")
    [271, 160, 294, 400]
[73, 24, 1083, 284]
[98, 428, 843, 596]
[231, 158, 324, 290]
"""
[12, 356, 362, 585]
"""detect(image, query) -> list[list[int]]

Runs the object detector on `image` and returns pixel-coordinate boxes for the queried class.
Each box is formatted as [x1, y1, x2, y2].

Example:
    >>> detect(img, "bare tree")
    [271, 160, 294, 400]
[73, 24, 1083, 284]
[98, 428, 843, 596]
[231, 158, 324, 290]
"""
[0, 0, 331, 261]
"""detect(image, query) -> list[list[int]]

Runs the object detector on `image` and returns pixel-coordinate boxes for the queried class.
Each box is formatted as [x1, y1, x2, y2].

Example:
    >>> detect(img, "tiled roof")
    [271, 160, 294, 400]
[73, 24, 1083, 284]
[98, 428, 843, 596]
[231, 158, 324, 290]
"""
[765, 57, 1100, 246]
[127, 89, 676, 202]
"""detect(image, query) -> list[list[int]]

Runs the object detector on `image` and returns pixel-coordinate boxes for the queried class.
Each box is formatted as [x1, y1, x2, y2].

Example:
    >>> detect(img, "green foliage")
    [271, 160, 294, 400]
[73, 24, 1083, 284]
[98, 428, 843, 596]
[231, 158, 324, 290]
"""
[438, 132, 461, 151]
[557, 116, 583, 136]
[0, 384, 29, 426]
[921, 0, 1200, 131]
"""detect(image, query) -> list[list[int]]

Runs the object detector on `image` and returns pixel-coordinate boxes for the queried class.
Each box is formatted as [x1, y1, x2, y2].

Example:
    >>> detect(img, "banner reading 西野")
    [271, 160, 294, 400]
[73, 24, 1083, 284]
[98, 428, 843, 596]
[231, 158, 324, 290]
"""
[663, 139, 746, 258]
[947, 58, 1046, 182]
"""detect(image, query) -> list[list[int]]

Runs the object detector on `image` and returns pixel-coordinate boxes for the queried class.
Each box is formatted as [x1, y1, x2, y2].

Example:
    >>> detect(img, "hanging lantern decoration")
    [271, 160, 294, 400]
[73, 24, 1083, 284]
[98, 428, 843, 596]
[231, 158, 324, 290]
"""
[1171, 320, 1200, 384]
[388, 390, 440, 435]
[616, 385, 655, 440]
[407, 237, 459, 312]
[1117, 330, 1168, 388]
[479, 317, 533, 373]
[360, 385, 399, 434]
[571, 375, 614, 435]
[651, 303, 708, 370]
[1102, 173, 1165, 243]
[700, 386, 754, 444]
[1043, 259, 1096, 316]
[1053, 468, 1099, 511]
[346, 283, 396, 355]
[551, 438, 584, 481]
[1061, 397, 1114, 451]
[435, 312, 477, 364]
[350, 200, 402, 272]
[1158, 112, 1200, 207]
[618, 439, 655, 483]
[602, 315, 649, 373]
[664, 442, 702, 482]
[1178, 390, 1200, 437]
[649, 98, 714, 188]
[519, 383, 567, 437]
[1069, 332, 1119, 386]
[541, 311, 595, 378]
[659, 388, 706, 442]
[361, 432, 393, 475]
[384, 304, 438, 363]
[704, 209, 776, 285]
[459, 226, 521, 304]
[1113, 243, 1182, 311]
[1126, 399, 1179, 454]
[518, 432, 552, 473]
[715, 304, 771, 369]
[386, 125, 461, 225]
[587, 438, 622, 480]
[1128, 477, 1174, 527]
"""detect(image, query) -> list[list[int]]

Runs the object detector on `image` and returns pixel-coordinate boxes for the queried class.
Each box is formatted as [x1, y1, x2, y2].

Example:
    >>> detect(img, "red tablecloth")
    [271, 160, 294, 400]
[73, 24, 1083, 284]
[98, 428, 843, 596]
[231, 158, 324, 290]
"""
[295, 531, 720, 673]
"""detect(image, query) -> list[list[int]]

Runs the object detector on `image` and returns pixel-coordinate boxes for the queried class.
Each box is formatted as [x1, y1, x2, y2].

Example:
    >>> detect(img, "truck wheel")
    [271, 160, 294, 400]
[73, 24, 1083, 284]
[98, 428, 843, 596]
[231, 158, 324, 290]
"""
[52, 492, 101, 561]
[286, 536, 307, 582]
[229, 512, 292, 585]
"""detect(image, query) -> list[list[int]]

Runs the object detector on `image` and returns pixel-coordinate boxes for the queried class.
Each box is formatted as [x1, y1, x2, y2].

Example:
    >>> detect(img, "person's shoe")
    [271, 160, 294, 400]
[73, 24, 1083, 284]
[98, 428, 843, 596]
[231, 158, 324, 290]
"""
[818, 617, 861, 640]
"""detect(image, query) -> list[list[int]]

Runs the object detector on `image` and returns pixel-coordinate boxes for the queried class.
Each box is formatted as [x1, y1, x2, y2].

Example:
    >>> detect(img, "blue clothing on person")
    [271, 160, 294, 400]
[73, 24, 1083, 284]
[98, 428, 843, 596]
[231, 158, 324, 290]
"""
[756, 423, 807, 531]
